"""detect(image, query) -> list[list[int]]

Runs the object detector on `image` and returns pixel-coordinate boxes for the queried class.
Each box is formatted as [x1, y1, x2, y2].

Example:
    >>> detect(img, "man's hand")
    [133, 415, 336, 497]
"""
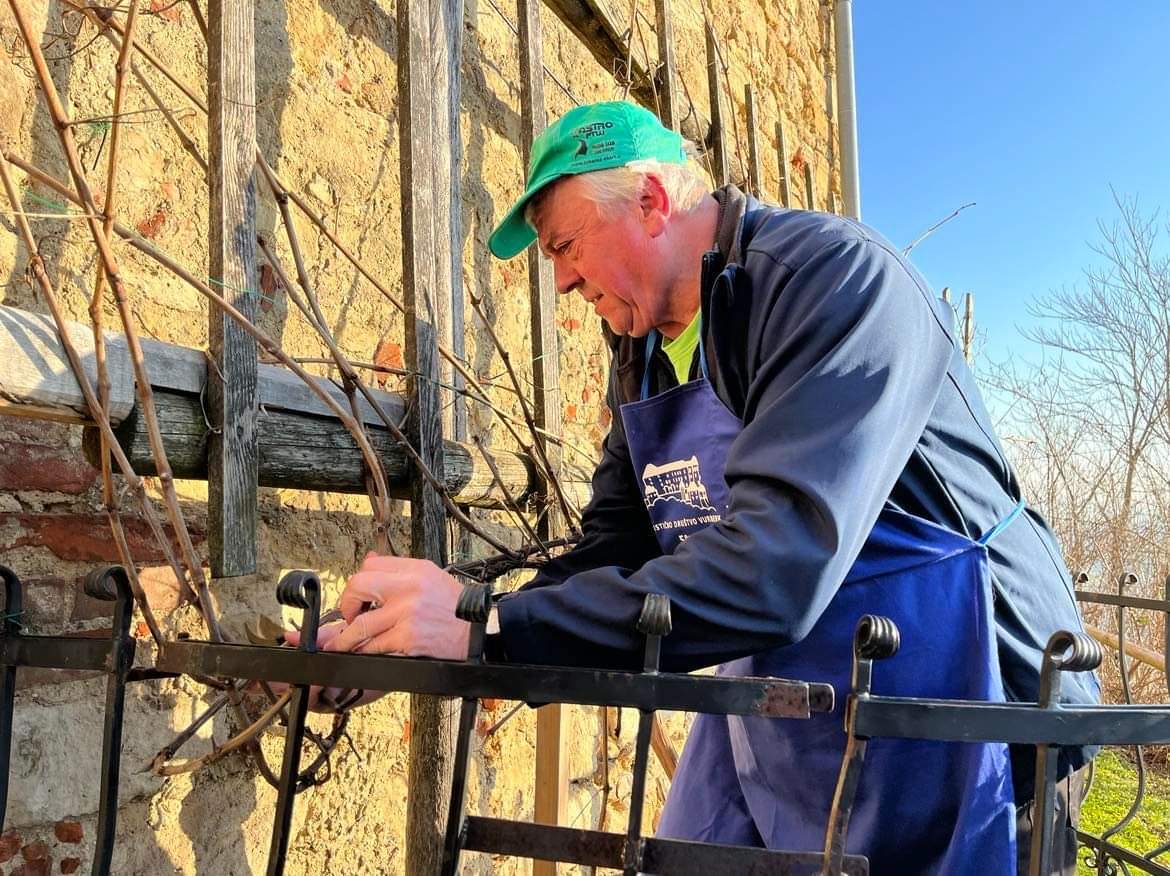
[272, 623, 377, 712]
[325, 555, 471, 660]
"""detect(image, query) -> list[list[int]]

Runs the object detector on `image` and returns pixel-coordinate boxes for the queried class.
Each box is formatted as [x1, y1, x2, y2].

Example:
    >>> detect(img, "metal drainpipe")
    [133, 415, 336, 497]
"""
[834, 0, 862, 219]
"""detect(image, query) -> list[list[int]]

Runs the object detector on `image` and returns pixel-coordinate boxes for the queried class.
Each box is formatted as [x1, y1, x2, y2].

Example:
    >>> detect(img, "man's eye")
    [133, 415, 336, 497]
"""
[554, 240, 572, 256]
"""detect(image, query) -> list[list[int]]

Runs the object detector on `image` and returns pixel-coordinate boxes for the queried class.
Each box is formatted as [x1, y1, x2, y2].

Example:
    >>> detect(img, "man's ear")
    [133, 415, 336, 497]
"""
[638, 173, 671, 237]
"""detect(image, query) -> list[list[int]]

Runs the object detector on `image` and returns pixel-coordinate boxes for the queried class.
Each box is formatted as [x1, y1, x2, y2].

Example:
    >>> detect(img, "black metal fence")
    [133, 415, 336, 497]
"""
[3, 563, 1170, 875]
[1074, 574, 1170, 876]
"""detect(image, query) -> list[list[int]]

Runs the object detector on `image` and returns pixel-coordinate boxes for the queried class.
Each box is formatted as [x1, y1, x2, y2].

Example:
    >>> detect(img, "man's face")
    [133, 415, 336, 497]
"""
[534, 175, 668, 337]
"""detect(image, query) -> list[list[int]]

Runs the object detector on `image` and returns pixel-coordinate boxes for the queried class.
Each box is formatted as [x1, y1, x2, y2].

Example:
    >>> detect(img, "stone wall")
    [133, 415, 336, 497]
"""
[0, 0, 839, 872]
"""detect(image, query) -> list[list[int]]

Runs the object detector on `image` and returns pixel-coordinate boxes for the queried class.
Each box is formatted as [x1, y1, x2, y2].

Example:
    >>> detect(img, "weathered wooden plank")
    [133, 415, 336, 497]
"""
[0, 305, 408, 428]
[704, 22, 728, 186]
[207, 0, 258, 578]
[432, 0, 465, 443]
[775, 118, 791, 208]
[518, 0, 569, 866]
[744, 83, 762, 197]
[399, 0, 456, 871]
[0, 305, 135, 424]
[80, 389, 565, 507]
[653, 0, 678, 131]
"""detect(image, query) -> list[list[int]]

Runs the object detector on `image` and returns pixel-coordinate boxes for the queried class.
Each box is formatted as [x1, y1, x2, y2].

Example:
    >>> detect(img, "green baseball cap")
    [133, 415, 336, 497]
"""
[488, 101, 686, 260]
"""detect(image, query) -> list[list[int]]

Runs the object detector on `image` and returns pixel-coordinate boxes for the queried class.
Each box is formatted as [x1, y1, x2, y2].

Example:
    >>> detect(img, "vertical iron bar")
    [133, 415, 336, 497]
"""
[623, 596, 670, 876]
[775, 118, 791, 207]
[266, 572, 321, 876]
[88, 566, 136, 876]
[704, 22, 728, 186]
[1029, 642, 1063, 876]
[1028, 744, 1060, 876]
[440, 585, 492, 876]
[822, 615, 899, 876]
[744, 84, 761, 197]
[622, 711, 654, 876]
[653, 0, 678, 131]
[0, 566, 22, 830]
[1100, 573, 1146, 852]
[1028, 631, 1101, 876]
[803, 158, 816, 211]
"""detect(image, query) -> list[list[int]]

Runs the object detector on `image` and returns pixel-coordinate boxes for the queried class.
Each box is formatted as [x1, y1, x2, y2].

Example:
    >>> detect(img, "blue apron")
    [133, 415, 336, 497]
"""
[621, 328, 1018, 875]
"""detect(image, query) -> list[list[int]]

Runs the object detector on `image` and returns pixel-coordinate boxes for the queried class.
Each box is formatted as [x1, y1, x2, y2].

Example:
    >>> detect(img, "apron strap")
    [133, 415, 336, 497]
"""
[641, 329, 661, 401]
[641, 320, 711, 401]
[978, 498, 1026, 545]
[698, 323, 711, 382]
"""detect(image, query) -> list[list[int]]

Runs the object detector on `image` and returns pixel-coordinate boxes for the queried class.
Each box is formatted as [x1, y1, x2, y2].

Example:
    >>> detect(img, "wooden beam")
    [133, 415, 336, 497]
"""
[744, 83, 762, 198]
[704, 22, 728, 187]
[206, 0, 258, 578]
[399, 0, 458, 871]
[518, 0, 569, 867]
[0, 306, 590, 508]
[80, 389, 571, 508]
[653, 0, 678, 131]
[1086, 625, 1166, 675]
[775, 118, 791, 208]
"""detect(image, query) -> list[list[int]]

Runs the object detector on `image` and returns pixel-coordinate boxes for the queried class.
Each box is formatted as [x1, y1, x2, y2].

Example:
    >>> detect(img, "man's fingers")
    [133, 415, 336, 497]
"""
[327, 603, 403, 654]
[283, 620, 344, 650]
[337, 570, 414, 623]
[356, 625, 407, 656]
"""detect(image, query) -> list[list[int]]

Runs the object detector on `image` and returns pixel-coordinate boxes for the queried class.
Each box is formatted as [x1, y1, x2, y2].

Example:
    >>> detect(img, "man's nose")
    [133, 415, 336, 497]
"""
[553, 259, 582, 295]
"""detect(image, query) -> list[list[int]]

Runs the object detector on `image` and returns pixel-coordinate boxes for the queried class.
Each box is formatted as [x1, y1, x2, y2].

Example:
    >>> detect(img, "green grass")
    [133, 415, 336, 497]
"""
[1078, 750, 1170, 873]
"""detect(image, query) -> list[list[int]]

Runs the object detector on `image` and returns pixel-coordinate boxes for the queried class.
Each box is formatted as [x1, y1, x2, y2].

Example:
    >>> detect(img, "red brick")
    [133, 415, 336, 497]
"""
[373, 339, 405, 390]
[136, 208, 167, 239]
[0, 830, 21, 863]
[148, 0, 182, 21]
[0, 513, 204, 564]
[21, 840, 48, 861]
[0, 415, 71, 445]
[137, 565, 187, 613]
[0, 444, 96, 494]
[52, 821, 82, 844]
[60, 859, 81, 875]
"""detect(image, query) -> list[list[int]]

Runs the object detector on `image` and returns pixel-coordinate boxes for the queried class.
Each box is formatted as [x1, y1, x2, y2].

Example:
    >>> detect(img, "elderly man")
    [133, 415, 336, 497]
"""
[308, 101, 1098, 874]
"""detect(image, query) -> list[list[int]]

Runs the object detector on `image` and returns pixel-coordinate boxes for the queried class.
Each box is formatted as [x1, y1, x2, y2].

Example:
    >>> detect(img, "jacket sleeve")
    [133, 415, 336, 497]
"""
[493, 238, 956, 672]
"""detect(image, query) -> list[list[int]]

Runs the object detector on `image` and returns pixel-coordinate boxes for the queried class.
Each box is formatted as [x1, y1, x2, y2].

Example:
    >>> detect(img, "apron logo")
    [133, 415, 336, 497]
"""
[641, 456, 716, 513]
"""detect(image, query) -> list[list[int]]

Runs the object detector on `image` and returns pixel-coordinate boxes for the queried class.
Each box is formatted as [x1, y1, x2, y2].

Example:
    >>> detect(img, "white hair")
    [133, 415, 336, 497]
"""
[525, 144, 710, 231]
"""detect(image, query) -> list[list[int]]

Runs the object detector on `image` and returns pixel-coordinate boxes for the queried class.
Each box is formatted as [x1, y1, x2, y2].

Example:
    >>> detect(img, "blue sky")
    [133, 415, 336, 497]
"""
[852, 3, 1170, 364]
